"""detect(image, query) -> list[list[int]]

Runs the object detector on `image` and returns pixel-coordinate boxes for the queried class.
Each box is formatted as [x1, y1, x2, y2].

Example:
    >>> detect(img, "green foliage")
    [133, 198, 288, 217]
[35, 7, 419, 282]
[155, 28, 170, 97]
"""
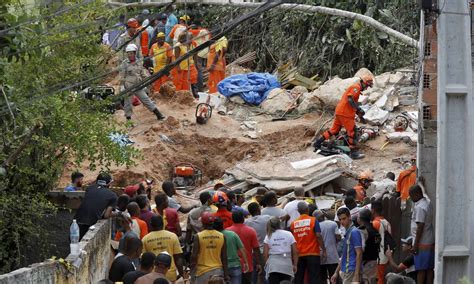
[0, 0, 139, 273]
[202, 0, 419, 79]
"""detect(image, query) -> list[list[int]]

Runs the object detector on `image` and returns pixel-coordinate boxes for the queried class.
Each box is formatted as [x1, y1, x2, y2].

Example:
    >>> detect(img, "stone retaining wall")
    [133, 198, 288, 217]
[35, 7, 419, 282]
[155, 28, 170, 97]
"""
[0, 219, 111, 284]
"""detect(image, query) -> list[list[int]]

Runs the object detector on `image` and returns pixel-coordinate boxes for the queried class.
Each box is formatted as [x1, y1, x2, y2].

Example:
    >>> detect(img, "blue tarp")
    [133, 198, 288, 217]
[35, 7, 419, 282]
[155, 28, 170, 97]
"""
[217, 72, 280, 105]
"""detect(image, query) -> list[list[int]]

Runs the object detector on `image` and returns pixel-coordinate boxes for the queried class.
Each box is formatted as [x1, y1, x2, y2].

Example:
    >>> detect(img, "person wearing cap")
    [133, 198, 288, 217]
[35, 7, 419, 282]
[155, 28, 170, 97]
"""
[118, 18, 150, 60]
[169, 15, 190, 45]
[207, 36, 228, 94]
[120, 43, 166, 121]
[314, 72, 375, 159]
[123, 252, 156, 284]
[142, 215, 185, 282]
[396, 157, 417, 203]
[149, 32, 173, 93]
[212, 191, 234, 228]
[136, 251, 173, 284]
[188, 20, 210, 91]
[74, 172, 117, 240]
[191, 211, 228, 283]
[290, 202, 325, 284]
[354, 170, 373, 202]
[385, 236, 416, 281]
[314, 210, 341, 284]
[173, 32, 199, 97]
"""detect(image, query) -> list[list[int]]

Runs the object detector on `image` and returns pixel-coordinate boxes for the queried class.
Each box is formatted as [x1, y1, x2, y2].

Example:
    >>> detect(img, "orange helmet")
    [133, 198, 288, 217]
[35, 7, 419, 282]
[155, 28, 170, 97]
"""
[360, 74, 374, 87]
[127, 18, 139, 29]
[212, 191, 229, 205]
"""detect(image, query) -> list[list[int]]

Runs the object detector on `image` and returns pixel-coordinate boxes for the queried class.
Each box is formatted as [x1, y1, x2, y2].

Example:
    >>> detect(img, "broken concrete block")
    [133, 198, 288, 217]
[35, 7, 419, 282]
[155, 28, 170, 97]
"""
[244, 131, 258, 139]
[367, 89, 384, 103]
[364, 106, 389, 125]
[260, 88, 294, 114]
[398, 86, 417, 95]
[242, 121, 257, 130]
[290, 86, 308, 96]
[399, 95, 416, 105]
[359, 95, 369, 105]
[296, 92, 323, 114]
[386, 132, 417, 144]
[373, 71, 405, 88]
[312, 77, 359, 110]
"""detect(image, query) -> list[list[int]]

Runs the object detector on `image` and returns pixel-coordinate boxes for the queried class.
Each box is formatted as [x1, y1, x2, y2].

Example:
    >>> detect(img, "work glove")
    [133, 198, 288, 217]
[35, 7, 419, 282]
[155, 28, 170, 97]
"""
[356, 108, 365, 118]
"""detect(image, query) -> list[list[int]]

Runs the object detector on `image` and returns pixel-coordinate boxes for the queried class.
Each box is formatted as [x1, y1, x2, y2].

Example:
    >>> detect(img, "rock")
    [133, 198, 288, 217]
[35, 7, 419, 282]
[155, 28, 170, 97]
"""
[242, 121, 257, 130]
[364, 106, 389, 125]
[367, 89, 384, 103]
[398, 86, 417, 95]
[374, 86, 399, 111]
[386, 131, 417, 145]
[373, 71, 405, 88]
[229, 95, 246, 105]
[260, 88, 293, 114]
[244, 131, 258, 139]
[296, 92, 323, 114]
[311, 77, 359, 110]
[160, 81, 176, 97]
[290, 86, 308, 96]
[359, 95, 369, 105]
[399, 95, 416, 105]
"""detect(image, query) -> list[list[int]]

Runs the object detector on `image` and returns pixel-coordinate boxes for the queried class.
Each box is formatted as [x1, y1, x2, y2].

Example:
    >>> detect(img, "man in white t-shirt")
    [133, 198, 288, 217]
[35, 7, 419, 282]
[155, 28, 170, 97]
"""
[282, 187, 307, 227]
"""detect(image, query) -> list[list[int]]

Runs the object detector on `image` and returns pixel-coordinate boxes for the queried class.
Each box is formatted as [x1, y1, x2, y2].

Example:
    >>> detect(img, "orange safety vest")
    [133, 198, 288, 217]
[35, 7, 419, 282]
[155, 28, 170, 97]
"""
[290, 214, 321, 256]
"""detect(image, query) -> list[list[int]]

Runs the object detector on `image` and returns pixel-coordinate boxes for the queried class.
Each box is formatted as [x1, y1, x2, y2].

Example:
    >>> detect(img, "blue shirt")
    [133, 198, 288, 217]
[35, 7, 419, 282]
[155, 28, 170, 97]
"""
[64, 184, 77, 192]
[340, 226, 362, 272]
[165, 13, 178, 42]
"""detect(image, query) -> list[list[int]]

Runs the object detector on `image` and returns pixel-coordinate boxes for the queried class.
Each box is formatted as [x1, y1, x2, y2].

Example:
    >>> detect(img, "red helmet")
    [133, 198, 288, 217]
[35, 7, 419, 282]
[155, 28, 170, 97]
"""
[201, 211, 216, 225]
[127, 18, 139, 29]
[212, 191, 229, 205]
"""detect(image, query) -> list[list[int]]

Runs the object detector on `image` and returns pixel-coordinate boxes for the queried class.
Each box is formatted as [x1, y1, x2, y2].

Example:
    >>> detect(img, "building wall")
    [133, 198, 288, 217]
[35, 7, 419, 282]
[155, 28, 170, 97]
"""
[0, 219, 111, 284]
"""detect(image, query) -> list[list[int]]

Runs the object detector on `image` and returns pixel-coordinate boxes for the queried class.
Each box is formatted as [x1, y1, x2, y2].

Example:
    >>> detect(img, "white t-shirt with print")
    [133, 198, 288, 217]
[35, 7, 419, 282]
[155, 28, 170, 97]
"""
[264, 229, 296, 255]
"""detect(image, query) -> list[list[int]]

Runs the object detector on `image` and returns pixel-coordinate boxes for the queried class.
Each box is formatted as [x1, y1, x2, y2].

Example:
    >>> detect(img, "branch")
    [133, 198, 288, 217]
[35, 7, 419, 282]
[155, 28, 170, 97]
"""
[108, 0, 418, 48]
[2, 123, 41, 168]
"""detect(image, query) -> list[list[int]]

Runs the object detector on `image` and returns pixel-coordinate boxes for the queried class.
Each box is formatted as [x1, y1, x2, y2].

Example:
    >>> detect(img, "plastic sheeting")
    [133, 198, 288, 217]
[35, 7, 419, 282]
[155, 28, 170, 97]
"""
[217, 72, 280, 105]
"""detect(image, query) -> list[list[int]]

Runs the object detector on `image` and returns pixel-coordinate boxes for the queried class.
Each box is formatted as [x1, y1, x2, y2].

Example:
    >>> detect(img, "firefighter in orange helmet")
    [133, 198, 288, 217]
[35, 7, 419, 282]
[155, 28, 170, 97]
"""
[314, 73, 374, 159]
[354, 170, 374, 202]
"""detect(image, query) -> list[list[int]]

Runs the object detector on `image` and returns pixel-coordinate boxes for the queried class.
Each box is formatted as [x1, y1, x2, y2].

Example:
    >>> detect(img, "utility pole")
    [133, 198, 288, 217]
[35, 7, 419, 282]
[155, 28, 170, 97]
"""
[436, 0, 474, 282]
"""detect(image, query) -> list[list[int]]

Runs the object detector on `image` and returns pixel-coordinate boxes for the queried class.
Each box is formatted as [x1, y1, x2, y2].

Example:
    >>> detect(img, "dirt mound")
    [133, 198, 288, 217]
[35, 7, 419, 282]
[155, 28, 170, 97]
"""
[159, 81, 176, 97]
[171, 90, 195, 106]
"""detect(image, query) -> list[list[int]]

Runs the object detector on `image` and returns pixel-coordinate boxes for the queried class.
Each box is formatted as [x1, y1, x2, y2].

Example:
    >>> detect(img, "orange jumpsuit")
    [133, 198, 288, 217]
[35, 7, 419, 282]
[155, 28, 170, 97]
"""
[396, 165, 417, 201]
[150, 42, 173, 92]
[173, 44, 198, 91]
[137, 26, 149, 56]
[323, 82, 362, 146]
[207, 37, 227, 94]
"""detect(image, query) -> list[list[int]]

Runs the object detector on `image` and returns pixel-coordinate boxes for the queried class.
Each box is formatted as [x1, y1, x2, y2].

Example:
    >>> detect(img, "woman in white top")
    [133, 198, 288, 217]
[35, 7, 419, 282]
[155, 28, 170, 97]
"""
[263, 217, 298, 282]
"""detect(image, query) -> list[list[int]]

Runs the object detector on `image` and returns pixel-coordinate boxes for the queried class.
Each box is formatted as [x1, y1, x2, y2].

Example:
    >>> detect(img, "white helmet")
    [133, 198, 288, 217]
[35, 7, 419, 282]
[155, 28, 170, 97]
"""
[125, 44, 138, 52]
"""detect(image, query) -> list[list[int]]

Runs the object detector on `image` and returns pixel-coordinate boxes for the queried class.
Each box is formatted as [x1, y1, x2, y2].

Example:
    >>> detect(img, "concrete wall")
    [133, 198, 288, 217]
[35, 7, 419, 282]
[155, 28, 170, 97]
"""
[0, 219, 111, 284]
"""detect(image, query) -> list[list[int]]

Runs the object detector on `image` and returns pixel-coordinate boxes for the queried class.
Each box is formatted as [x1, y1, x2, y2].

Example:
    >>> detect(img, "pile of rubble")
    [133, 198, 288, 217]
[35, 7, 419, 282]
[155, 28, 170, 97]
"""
[216, 67, 418, 145]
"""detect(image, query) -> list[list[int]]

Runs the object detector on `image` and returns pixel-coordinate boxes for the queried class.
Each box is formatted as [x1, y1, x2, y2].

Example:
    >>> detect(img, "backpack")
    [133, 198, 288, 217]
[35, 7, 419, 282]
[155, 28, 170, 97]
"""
[362, 225, 381, 261]
[382, 223, 397, 253]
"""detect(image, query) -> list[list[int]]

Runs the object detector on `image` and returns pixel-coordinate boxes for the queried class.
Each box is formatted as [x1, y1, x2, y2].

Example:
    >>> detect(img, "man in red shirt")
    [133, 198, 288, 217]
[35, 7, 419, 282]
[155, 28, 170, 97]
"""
[212, 191, 233, 228]
[290, 202, 326, 284]
[314, 74, 374, 159]
[228, 211, 262, 284]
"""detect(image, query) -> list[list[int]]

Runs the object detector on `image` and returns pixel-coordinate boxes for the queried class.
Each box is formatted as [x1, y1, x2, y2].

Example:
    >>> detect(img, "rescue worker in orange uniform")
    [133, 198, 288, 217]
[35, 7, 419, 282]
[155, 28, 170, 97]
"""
[396, 156, 417, 202]
[169, 15, 190, 45]
[173, 32, 199, 97]
[207, 36, 228, 94]
[314, 74, 374, 159]
[353, 170, 374, 202]
[149, 32, 173, 93]
[118, 18, 150, 61]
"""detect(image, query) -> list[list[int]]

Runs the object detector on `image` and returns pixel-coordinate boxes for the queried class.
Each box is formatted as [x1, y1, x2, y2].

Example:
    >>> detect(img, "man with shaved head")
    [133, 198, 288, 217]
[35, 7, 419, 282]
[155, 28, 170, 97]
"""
[283, 187, 307, 228]
[290, 202, 326, 284]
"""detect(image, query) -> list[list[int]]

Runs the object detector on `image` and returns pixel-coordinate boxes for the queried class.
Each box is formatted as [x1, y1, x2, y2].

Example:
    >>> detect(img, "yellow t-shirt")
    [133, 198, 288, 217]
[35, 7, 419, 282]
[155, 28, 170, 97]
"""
[142, 230, 183, 281]
[196, 229, 224, 276]
[151, 42, 173, 73]
[177, 44, 194, 70]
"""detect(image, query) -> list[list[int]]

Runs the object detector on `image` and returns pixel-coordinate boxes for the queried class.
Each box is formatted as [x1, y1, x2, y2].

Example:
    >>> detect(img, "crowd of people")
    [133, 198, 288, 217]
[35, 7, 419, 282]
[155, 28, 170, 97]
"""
[100, 8, 228, 122]
[70, 154, 432, 284]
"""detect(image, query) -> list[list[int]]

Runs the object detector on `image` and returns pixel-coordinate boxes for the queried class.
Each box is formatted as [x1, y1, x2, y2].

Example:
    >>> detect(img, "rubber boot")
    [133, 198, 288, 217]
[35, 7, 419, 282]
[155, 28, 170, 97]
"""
[153, 108, 165, 120]
[350, 150, 365, 160]
[191, 84, 199, 99]
[313, 136, 325, 151]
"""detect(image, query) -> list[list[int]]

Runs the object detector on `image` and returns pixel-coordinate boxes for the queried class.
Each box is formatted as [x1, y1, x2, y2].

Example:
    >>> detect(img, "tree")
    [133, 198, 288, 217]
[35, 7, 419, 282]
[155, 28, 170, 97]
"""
[0, 0, 138, 272]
